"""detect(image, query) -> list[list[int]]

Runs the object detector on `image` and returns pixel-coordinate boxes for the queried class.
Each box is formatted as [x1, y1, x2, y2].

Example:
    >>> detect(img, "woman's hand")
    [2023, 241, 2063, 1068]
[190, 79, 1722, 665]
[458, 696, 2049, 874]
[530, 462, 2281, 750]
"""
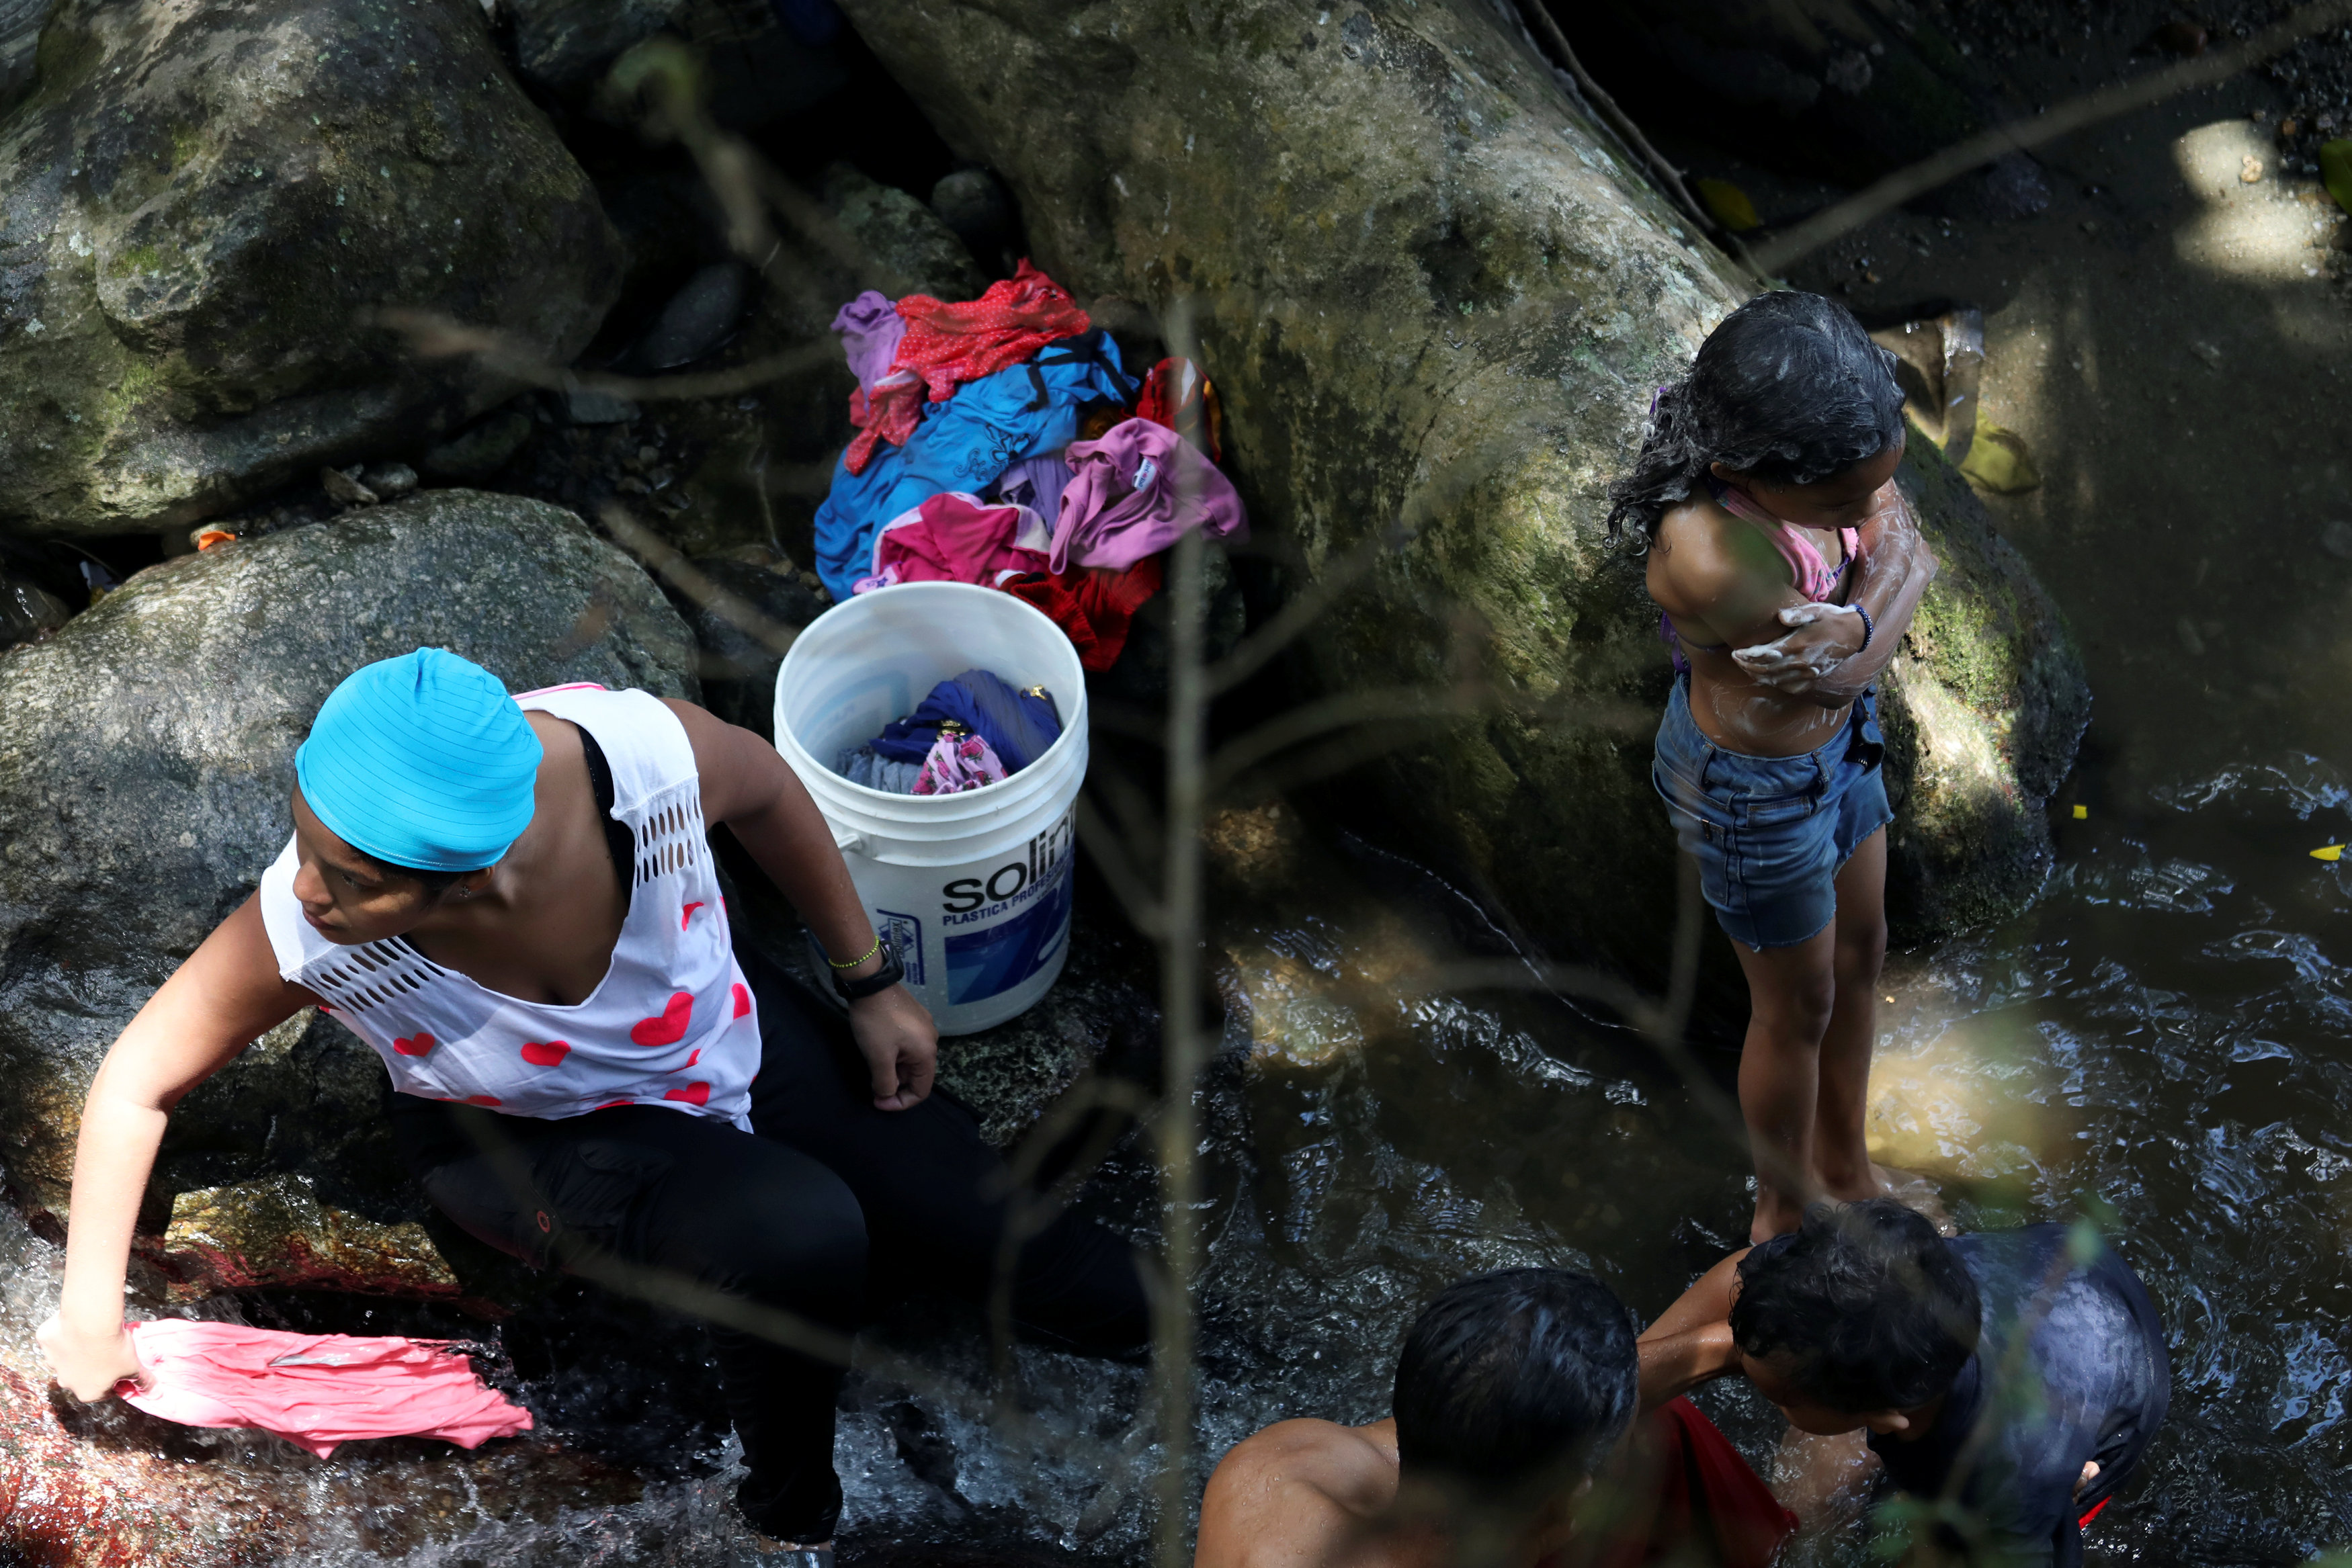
[849, 984, 938, 1110]
[36, 1312, 146, 1402]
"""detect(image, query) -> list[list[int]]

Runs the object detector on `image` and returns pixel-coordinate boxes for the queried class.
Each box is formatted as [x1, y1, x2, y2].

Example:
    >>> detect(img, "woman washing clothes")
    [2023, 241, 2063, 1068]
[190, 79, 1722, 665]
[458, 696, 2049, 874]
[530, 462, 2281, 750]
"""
[1606, 292, 1939, 1243]
[36, 650, 1147, 1565]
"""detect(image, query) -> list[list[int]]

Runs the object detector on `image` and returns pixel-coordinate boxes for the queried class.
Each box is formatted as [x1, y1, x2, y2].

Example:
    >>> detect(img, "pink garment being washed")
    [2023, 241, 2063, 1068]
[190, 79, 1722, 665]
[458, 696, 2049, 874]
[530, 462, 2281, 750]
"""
[122, 1320, 533, 1459]
[1050, 418, 1249, 574]
[854, 491, 1050, 592]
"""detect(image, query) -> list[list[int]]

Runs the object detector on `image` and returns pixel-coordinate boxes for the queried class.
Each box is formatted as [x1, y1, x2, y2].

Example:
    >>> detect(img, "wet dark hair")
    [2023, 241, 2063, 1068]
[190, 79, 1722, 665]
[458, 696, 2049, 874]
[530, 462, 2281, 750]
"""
[1604, 291, 1907, 546]
[1730, 1199, 1981, 1413]
[1392, 1267, 1640, 1495]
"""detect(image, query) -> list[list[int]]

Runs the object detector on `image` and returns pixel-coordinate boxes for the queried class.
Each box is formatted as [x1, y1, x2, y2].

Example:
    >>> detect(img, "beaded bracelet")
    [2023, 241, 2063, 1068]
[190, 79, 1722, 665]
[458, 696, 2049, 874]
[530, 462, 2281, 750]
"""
[827, 932, 883, 969]
[1855, 602, 1876, 654]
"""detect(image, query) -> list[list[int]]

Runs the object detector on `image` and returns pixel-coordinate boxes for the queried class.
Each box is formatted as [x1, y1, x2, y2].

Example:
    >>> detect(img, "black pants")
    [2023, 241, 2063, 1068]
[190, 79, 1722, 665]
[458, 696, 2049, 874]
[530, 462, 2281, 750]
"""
[389, 945, 1149, 1541]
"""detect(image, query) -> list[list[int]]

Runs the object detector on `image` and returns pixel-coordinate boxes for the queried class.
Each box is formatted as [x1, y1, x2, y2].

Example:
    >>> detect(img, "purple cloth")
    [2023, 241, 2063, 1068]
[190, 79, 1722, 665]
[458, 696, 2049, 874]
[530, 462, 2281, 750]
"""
[1050, 419, 1248, 574]
[987, 452, 1073, 533]
[831, 290, 907, 393]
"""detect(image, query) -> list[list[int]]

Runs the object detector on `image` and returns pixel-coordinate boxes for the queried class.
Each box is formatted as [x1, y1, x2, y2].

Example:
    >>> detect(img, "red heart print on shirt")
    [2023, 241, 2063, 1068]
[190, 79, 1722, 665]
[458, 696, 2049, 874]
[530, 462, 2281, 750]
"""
[462, 1094, 502, 1106]
[393, 1033, 435, 1057]
[630, 992, 694, 1046]
[681, 902, 705, 931]
[664, 1081, 711, 1107]
[685, 1049, 700, 1068]
[732, 982, 751, 1019]
[520, 1041, 571, 1068]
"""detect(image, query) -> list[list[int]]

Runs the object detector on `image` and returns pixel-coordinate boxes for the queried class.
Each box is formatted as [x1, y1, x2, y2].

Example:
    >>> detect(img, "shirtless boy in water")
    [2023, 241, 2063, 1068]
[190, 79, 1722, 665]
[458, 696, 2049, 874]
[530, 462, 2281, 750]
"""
[1195, 1268, 1794, 1568]
[1606, 292, 1939, 1241]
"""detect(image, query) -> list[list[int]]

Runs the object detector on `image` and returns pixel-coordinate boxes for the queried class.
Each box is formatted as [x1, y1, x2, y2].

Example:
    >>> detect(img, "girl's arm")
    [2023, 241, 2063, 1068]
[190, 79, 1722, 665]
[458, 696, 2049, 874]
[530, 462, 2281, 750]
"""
[666, 698, 938, 1110]
[1732, 482, 1939, 701]
[1635, 1250, 1749, 1413]
[38, 896, 312, 1399]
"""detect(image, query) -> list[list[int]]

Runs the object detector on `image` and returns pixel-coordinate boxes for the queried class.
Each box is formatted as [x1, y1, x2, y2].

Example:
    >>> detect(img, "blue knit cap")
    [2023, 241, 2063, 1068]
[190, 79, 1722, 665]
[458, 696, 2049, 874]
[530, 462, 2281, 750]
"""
[295, 649, 544, 872]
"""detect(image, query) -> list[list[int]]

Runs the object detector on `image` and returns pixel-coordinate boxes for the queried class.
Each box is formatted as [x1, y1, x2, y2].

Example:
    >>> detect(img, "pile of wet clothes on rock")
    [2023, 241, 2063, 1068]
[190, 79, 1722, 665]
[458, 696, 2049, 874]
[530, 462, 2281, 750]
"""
[834, 668, 1062, 795]
[814, 262, 1247, 670]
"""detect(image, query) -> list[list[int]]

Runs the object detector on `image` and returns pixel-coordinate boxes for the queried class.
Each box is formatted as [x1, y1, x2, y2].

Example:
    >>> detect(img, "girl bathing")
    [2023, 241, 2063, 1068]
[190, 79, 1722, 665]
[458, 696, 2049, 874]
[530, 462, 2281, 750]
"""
[1607, 292, 1939, 1243]
[37, 649, 1148, 1564]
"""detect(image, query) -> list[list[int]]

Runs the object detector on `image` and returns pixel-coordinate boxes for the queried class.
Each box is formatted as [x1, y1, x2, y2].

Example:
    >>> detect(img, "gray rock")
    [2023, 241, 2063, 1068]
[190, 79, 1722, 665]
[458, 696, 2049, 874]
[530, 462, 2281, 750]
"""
[838, 0, 2088, 967]
[622, 260, 753, 372]
[563, 388, 643, 425]
[0, 0, 43, 118]
[360, 460, 420, 499]
[509, 0, 843, 124]
[418, 406, 536, 480]
[0, 570, 67, 648]
[508, 0, 682, 95]
[824, 164, 987, 302]
[0, 490, 698, 1224]
[682, 553, 830, 740]
[929, 168, 1021, 271]
[0, 0, 622, 539]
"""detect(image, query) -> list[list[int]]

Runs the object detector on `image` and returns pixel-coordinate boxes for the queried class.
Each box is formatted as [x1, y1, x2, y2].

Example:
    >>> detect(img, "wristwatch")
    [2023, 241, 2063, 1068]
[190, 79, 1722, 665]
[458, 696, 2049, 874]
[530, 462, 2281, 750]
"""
[831, 938, 905, 1003]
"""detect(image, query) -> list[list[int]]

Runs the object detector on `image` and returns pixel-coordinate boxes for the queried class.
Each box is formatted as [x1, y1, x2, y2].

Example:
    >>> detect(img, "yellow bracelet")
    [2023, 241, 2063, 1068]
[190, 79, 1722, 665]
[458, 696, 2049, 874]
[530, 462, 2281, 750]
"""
[827, 932, 883, 969]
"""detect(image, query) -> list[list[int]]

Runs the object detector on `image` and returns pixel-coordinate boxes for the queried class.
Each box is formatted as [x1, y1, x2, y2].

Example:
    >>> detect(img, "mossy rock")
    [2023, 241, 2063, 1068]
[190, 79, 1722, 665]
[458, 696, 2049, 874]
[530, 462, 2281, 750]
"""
[0, 0, 622, 537]
[837, 0, 2089, 971]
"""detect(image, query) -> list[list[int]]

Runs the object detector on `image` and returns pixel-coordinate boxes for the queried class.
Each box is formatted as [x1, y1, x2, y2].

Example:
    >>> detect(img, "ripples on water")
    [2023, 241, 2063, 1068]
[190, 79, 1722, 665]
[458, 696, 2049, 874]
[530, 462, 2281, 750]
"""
[5, 757, 2349, 1563]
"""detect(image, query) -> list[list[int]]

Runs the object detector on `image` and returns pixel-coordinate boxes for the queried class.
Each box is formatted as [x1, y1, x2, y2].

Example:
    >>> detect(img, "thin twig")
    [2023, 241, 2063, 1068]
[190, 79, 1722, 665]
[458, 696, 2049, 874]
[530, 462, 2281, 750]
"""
[1508, 0, 1757, 274]
[1751, 0, 2352, 273]
[1152, 514, 1212, 1568]
[597, 504, 804, 657]
[376, 309, 839, 402]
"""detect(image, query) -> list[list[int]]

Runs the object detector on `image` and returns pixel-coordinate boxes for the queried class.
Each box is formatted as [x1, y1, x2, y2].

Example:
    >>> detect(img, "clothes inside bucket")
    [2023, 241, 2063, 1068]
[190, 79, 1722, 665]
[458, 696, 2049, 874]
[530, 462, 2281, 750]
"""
[833, 668, 1062, 795]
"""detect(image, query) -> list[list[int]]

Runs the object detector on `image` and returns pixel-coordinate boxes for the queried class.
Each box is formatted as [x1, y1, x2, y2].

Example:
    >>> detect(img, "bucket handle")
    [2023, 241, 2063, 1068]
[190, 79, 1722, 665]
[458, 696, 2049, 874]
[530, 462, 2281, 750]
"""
[832, 825, 867, 855]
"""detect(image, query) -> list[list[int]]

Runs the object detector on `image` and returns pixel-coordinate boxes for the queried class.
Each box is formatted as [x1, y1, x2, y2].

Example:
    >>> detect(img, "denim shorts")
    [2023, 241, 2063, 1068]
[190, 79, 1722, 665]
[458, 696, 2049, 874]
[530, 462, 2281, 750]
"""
[1651, 678, 1894, 950]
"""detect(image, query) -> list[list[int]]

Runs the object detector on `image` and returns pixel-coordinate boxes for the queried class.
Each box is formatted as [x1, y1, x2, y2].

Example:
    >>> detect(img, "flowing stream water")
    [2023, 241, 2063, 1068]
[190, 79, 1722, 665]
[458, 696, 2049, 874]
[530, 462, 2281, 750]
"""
[5, 58, 2350, 1566]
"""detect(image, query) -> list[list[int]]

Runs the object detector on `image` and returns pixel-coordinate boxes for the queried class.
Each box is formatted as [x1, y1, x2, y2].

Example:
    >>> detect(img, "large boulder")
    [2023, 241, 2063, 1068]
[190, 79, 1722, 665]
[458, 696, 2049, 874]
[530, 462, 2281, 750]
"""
[836, 0, 2089, 970]
[0, 491, 697, 1232]
[0, 0, 622, 538]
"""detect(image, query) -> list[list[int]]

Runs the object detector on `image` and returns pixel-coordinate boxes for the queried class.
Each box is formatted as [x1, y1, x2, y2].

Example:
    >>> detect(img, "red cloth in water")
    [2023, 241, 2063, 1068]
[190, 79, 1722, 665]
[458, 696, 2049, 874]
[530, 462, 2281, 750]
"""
[844, 370, 925, 477]
[1000, 556, 1163, 672]
[891, 261, 1089, 404]
[1136, 355, 1225, 464]
[1612, 1398, 1798, 1568]
[121, 1319, 534, 1459]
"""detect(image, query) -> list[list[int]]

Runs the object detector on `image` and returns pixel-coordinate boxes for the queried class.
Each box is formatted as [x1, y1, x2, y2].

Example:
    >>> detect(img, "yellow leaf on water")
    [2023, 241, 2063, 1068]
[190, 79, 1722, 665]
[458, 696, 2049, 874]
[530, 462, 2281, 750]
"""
[1958, 421, 2042, 494]
[2312, 844, 2345, 861]
[1694, 177, 1763, 233]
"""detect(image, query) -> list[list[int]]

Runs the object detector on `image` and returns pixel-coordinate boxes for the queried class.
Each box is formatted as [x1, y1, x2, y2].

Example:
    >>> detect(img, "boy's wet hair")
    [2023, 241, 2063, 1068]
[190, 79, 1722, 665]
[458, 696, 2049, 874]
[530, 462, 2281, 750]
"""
[1604, 291, 1907, 546]
[1392, 1266, 1639, 1495]
[1730, 1198, 1981, 1413]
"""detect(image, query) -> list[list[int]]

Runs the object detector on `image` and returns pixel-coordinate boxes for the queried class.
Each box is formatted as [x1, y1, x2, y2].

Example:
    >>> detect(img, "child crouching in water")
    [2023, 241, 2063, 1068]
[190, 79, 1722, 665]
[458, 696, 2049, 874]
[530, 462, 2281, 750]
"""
[1608, 292, 1938, 1242]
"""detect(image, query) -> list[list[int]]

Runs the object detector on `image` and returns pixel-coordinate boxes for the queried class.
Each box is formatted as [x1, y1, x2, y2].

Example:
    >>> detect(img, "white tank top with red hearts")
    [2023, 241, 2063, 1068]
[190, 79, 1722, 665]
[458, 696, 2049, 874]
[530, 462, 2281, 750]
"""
[256, 684, 761, 1131]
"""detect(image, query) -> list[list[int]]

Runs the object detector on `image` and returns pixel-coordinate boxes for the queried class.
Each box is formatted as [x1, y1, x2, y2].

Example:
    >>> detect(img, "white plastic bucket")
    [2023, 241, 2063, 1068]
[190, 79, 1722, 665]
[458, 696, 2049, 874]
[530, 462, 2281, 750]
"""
[771, 582, 1086, 1035]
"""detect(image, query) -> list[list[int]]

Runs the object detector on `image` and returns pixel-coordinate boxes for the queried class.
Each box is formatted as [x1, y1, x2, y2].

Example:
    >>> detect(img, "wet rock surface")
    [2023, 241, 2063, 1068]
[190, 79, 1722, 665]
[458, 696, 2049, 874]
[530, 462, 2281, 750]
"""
[0, 0, 622, 537]
[0, 490, 697, 1232]
[837, 0, 2089, 972]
